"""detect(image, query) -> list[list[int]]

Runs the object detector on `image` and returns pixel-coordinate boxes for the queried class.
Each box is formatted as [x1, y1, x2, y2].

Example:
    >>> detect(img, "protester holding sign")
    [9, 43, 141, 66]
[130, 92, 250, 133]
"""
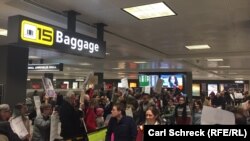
[32, 103, 52, 141]
[9, 103, 30, 141]
[0, 104, 22, 141]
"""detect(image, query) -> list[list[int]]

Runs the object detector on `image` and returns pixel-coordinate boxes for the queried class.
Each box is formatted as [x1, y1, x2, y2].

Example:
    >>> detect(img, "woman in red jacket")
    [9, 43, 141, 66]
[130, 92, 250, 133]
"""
[84, 99, 97, 132]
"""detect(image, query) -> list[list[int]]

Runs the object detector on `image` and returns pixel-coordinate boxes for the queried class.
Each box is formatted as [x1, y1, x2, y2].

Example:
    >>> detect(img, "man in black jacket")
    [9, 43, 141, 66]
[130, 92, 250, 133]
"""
[105, 103, 137, 141]
[59, 91, 88, 141]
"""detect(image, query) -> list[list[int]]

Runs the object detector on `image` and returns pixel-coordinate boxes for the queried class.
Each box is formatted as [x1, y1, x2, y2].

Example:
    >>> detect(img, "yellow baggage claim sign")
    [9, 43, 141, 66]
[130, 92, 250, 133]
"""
[8, 15, 106, 58]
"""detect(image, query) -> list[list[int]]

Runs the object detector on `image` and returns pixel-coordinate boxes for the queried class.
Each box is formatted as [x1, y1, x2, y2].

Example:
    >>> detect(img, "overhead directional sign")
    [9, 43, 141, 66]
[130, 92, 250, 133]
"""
[28, 63, 63, 71]
[8, 15, 106, 58]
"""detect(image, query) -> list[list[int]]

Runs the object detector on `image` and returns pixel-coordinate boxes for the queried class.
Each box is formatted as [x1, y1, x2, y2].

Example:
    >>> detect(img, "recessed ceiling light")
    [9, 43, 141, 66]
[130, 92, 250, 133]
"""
[29, 56, 41, 59]
[207, 58, 223, 62]
[0, 28, 7, 36]
[79, 63, 91, 66]
[75, 78, 84, 81]
[185, 45, 211, 50]
[123, 2, 176, 20]
[27, 78, 30, 81]
[218, 66, 230, 68]
[106, 52, 110, 55]
[134, 61, 147, 64]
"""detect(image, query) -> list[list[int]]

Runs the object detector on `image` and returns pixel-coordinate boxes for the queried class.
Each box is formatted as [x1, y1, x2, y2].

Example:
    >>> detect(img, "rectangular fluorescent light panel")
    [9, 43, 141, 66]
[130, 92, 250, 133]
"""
[118, 72, 125, 75]
[123, 2, 176, 20]
[218, 66, 230, 68]
[235, 80, 244, 83]
[185, 45, 211, 50]
[207, 58, 223, 62]
[79, 63, 91, 66]
[0, 28, 7, 36]
[29, 56, 41, 59]
[134, 61, 147, 64]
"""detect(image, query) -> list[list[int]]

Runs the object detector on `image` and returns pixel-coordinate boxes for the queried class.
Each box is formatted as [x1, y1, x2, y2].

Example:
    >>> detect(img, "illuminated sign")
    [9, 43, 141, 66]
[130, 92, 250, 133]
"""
[21, 20, 54, 46]
[129, 82, 137, 88]
[28, 63, 63, 71]
[8, 15, 106, 58]
[235, 81, 244, 84]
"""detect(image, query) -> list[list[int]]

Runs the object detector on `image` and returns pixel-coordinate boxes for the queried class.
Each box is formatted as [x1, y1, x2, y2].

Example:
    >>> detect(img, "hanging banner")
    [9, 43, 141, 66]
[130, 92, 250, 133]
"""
[8, 15, 106, 58]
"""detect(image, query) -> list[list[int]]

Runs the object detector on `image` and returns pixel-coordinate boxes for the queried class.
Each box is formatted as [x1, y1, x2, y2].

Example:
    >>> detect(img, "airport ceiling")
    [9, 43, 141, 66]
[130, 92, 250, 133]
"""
[1, 0, 250, 80]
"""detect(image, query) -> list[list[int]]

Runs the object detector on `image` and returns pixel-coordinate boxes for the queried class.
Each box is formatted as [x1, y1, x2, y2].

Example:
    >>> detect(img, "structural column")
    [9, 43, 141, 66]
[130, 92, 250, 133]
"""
[184, 72, 193, 102]
[94, 72, 104, 89]
[0, 45, 29, 107]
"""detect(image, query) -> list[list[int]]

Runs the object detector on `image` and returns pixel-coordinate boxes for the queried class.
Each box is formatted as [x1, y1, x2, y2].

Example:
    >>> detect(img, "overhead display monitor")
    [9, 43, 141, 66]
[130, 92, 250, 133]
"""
[139, 75, 150, 87]
[149, 75, 159, 87]
[160, 74, 183, 90]
[208, 84, 218, 96]
[139, 75, 159, 87]
[192, 84, 200, 96]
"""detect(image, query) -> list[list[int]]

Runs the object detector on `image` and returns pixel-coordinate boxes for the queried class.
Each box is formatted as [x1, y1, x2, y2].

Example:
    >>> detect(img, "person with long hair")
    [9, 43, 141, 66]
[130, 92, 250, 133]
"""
[192, 100, 203, 125]
[137, 106, 161, 141]
[174, 96, 192, 125]
[144, 106, 161, 125]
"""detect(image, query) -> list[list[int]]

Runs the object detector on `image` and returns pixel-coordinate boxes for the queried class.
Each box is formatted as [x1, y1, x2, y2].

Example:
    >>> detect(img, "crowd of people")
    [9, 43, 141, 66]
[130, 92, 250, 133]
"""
[0, 87, 249, 141]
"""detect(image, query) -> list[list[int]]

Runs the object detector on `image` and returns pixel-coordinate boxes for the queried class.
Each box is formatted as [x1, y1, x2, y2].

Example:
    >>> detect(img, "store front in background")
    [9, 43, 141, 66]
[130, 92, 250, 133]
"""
[192, 80, 249, 98]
